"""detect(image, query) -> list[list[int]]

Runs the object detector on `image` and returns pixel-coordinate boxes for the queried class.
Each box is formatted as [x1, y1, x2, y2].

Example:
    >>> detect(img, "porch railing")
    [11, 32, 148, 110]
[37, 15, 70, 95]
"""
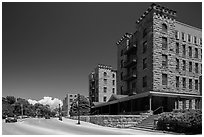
[153, 106, 163, 115]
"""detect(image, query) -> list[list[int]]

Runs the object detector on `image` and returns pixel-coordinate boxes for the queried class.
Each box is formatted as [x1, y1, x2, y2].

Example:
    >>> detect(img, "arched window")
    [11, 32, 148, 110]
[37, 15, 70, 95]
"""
[162, 23, 167, 32]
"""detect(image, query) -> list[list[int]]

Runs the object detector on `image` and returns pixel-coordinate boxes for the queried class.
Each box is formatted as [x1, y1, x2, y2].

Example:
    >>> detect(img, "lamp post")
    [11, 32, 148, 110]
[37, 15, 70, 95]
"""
[77, 94, 80, 124]
[59, 104, 62, 121]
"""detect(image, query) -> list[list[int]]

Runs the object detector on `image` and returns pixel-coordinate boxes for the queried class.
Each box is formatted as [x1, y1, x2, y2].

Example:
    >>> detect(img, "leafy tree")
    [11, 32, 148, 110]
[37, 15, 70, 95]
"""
[6, 96, 16, 104]
[69, 95, 90, 116]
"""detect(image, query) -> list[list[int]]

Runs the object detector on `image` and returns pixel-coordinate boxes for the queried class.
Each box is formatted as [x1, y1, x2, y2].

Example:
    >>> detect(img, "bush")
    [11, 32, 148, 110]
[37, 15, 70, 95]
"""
[156, 109, 202, 134]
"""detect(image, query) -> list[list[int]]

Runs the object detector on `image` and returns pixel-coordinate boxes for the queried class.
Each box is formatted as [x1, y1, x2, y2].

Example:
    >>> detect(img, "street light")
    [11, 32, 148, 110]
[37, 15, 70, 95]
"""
[59, 104, 62, 121]
[77, 94, 80, 124]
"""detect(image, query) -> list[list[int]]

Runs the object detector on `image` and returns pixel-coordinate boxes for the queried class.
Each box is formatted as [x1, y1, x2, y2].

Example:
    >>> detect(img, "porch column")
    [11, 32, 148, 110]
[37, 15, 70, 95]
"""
[149, 95, 152, 111]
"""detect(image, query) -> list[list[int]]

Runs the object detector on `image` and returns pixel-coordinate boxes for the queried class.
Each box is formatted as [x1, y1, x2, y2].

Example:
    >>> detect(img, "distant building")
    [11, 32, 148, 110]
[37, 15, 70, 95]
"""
[92, 3, 202, 115]
[62, 93, 77, 116]
[89, 64, 117, 103]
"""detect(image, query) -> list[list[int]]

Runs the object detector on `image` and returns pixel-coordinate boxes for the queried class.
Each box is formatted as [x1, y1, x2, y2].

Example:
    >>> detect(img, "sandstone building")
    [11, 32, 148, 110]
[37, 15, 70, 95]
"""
[89, 64, 117, 103]
[62, 93, 77, 116]
[92, 3, 202, 114]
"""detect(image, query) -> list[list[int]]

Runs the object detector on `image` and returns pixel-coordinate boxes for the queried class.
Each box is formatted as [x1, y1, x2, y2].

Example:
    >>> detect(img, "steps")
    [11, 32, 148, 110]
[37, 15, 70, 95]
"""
[135, 115, 159, 129]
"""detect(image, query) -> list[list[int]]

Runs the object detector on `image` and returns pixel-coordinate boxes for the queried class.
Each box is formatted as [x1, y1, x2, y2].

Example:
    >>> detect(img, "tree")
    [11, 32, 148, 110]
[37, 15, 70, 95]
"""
[69, 95, 90, 116]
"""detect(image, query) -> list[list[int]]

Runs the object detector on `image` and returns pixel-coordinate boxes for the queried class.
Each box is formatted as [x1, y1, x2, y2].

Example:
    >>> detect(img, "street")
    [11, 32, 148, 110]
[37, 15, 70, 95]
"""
[2, 117, 167, 135]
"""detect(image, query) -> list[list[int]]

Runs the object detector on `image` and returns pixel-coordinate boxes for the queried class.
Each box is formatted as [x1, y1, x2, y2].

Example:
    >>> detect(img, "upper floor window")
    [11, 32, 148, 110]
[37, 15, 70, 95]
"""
[182, 44, 186, 57]
[103, 72, 107, 76]
[182, 60, 186, 71]
[162, 37, 167, 50]
[181, 32, 185, 41]
[120, 60, 123, 68]
[189, 61, 192, 72]
[126, 39, 129, 46]
[195, 80, 198, 90]
[195, 63, 199, 73]
[143, 41, 147, 53]
[103, 87, 107, 93]
[104, 79, 107, 84]
[176, 58, 179, 70]
[189, 46, 192, 58]
[176, 42, 179, 54]
[189, 79, 192, 89]
[188, 34, 191, 42]
[162, 23, 167, 32]
[143, 28, 147, 38]
[199, 38, 202, 45]
[182, 77, 186, 88]
[175, 30, 179, 40]
[143, 76, 147, 88]
[176, 76, 179, 88]
[120, 50, 123, 56]
[143, 58, 147, 69]
[162, 74, 168, 86]
[112, 80, 115, 86]
[162, 54, 168, 68]
[120, 72, 123, 80]
[112, 88, 115, 94]
[112, 73, 115, 78]
[194, 36, 197, 44]
[103, 96, 107, 102]
[195, 48, 198, 58]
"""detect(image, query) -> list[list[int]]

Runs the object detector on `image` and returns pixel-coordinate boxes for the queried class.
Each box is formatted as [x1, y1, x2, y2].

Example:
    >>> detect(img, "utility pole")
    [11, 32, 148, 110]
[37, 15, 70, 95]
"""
[77, 94, 80, 124]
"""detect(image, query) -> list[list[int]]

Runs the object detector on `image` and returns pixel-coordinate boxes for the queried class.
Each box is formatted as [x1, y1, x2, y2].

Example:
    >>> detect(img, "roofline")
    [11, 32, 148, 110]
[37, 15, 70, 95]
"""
[175, 21, 202, 31]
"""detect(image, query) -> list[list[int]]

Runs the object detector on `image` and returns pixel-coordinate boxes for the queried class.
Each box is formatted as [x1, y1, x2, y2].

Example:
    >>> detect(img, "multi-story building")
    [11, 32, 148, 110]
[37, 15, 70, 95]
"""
[92, 3, 201, 115]
[62, 93, 77, 116]
[89, 64, 117, 103]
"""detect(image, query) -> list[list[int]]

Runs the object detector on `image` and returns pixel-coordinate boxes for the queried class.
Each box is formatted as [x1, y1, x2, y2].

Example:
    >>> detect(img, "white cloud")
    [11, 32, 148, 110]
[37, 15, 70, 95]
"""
[28, 96, 62, 110]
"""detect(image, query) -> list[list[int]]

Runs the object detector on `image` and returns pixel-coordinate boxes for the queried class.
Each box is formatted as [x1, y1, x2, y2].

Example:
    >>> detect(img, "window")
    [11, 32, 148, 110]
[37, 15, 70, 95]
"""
[176, 58, 179, 70]
[112, 88, 115, 94]
[188, 34, 191, 42]
[181, 32, 185, 41]
[189, 62, 192, 72]
[112, 80, 115, 85]
[195, 48, 198, 58]
[143, 28, 147, 38]
[189, 79, 192, 89]
[132, 82, 136, 89]
[143, 58, 147, 69]
[104, 72, 107, 76]
[162, 54, 168, 67]
[194, 36, 197, 44]
[199, 38, 202, 45]
[120, 60, 123, 68]
[176, 42, 179, 54]
[176, 76, 179, 88]
[143, 41, 147, 53]
[182, 60, 186, 71]
[162, 74, 168, 85]
[143, 76, 147, 88]
[103, 87, 107, 93]
[195, 80, 198, 90]
[120, 72, 123, 80]
[75, 95, 77, 97]
[195, 63, 198, 73]
[182, 44, 186, 56]
[104, 79, 107, 84]
[70, 99, 73, 102]
[70, 95, 73, 97]
[103, 96, 107, 102]
[189, 46, 192, 58]
[120, 50, 123, 56]
[183, 78, 186, 88]
[112, 73, 115, 78]
[162, 37, 167, 50]
[162, 23, 167, 32]
[120, 86, 123, 94]
[175, 30, 179, 39]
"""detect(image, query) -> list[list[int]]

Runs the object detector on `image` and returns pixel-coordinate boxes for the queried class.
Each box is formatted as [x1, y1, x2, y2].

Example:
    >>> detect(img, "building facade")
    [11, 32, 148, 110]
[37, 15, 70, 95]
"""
[62, 93, 78, 116]
[89, 64, 117, 103]
[116, 3, 201, 112]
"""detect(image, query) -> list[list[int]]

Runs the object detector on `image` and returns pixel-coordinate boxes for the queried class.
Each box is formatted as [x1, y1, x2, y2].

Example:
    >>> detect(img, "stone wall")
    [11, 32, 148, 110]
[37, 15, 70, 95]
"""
[70, 114, 150, 128]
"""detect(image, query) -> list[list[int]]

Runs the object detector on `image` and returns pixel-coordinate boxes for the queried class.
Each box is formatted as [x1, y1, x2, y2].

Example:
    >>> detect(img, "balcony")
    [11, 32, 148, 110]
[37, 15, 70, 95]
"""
[123, 72, 137, 81]
[124, 43, 136, 54]
[123, 55, 137, 68]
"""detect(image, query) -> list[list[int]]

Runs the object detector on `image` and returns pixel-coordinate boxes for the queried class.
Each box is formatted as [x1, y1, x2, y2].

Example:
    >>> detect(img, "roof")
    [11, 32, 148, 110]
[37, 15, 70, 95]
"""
[108, 94, 128, 102]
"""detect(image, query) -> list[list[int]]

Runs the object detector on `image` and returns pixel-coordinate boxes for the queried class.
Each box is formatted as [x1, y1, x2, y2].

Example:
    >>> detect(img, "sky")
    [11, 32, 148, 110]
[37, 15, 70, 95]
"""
[2, 2, 202, 101]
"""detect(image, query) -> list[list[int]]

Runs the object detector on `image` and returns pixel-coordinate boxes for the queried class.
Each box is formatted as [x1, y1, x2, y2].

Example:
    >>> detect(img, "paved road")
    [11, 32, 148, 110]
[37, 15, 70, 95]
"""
[2, 117, 167, 135]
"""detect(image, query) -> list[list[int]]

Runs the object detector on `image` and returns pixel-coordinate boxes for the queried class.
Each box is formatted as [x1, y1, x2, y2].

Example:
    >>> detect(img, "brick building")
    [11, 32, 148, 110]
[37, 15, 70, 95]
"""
[92, 3, 201, 115]
[89, 64, 117, 103]
[62, 93, 77, 116]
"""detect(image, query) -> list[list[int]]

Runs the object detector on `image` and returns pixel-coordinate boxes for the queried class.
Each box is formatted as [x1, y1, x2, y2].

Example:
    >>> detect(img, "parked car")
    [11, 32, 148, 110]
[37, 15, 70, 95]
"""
[5, 117, 17, 123]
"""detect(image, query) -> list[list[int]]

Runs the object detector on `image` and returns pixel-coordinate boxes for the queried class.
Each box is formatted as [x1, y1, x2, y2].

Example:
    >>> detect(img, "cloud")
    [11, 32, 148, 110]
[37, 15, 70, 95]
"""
[28, 96, 62, 110]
